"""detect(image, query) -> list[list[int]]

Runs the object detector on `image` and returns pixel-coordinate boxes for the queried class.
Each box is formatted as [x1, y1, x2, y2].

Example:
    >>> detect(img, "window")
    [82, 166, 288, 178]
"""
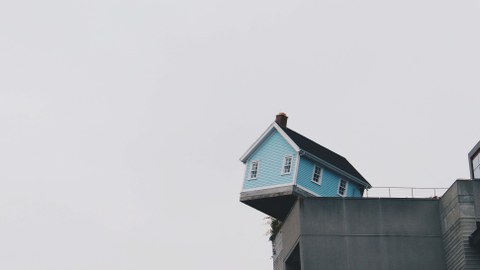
[282, 156, 293, 175]
[312, 165, 323, 184]
[249, 161, 259, 179]
[338, 179, 348, 196]
[473, 152, 480, 179]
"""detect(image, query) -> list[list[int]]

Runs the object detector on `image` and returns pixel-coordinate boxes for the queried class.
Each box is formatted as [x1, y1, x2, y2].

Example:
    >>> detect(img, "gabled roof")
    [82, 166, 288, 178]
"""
[279, 125, 370, 187]
[240, 122, 371, 188]
[239, 122, 300, 163]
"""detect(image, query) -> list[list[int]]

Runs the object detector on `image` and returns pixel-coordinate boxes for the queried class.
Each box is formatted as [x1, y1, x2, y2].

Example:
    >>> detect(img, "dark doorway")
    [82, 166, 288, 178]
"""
[285, 243, 301, 270]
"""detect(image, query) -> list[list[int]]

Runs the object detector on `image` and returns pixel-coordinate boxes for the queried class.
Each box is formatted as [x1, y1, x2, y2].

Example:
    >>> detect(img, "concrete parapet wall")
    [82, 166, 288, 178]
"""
[274, 198, 446, 270]
[300, 198, 446, 270]
[270, 180, 480, 270]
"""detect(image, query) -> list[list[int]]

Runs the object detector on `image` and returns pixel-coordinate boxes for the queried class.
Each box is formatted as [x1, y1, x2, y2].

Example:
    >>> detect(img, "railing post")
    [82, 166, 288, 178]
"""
[388, 188, 391, 198]
[434, 189, 437, 197]
[411, 188, 414, 198]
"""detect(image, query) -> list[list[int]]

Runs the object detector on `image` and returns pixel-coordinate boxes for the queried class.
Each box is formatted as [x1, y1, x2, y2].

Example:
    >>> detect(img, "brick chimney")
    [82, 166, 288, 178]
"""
[275, 112, 288, 128]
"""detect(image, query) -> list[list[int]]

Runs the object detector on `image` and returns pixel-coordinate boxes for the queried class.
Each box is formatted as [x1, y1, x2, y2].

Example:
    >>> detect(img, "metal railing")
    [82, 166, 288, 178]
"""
[365, 187, 448, 198]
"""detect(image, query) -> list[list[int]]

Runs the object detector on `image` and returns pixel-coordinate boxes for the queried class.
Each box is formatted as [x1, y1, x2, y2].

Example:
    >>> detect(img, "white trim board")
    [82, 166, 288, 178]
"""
[296, 185, 321, 197]
[292, 151, 300, 186]
[240, 123, 275, 163]
[239, 122, 300, 163]
[272, 122, 300, 152]
[242, 182, 294, 192]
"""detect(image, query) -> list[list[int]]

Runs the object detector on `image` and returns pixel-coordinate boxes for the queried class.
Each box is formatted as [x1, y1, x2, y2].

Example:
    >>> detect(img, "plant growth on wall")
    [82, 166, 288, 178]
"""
[266, 216, 283, 242]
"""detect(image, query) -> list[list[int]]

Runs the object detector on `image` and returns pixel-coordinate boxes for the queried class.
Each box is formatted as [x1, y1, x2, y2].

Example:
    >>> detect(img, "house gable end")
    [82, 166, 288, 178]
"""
[242, 129, 298, 191]
[240, 122, 299, 163]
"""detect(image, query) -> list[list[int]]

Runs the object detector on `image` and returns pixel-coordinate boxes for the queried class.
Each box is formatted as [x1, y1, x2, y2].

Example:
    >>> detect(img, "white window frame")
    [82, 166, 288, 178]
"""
[281, 155, 293, 175]
[337, 178, 348, 197]
[248, 160, 259, 180]
[311, 165, 323, 185]
[473, 152, 480, 178]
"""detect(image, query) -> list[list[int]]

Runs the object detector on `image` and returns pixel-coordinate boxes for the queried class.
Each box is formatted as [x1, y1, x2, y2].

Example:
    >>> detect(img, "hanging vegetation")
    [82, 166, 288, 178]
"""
[266, 216, 283, 242]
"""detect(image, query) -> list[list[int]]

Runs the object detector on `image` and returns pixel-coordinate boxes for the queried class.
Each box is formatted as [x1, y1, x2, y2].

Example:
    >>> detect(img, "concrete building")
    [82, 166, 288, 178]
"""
[272, 180, 480, 270]
[239, 115, 480, 270]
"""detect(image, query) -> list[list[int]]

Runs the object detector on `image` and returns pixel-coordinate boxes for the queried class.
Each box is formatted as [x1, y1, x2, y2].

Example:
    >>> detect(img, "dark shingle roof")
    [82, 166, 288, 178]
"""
[280, 126, 370, 187]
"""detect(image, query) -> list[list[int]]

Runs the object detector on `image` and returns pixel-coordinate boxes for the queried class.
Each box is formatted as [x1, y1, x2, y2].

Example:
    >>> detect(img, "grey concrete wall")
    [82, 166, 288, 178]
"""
[273, 201, 302, 270]
[440, 180, 480, 270]
[270, 180, 480, 270]
[299, 198, 446, 270]
[274, 198, 447, 270]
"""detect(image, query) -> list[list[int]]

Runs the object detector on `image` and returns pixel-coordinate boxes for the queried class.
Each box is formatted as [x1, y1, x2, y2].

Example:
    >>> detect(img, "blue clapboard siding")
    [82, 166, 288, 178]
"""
[296, 157, 363, 197]
[348, 181, 364, 197]
[243, 130, 297, 190]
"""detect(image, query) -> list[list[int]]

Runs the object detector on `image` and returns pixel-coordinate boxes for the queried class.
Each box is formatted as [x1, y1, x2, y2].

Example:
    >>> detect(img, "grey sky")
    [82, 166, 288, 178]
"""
[1, 0, 480, 269]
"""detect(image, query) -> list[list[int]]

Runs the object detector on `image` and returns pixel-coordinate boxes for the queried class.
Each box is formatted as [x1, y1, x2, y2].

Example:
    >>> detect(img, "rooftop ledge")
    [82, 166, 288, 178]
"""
[240, 185, 451, 220]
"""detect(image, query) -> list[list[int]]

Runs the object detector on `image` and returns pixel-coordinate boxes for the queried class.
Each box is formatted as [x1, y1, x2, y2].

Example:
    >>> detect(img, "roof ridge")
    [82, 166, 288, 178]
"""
[281, 126, 348, 160]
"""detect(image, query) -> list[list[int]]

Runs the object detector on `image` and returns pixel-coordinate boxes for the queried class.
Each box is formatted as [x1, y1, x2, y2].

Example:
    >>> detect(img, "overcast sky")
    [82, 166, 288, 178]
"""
[1, 0, 480, 269]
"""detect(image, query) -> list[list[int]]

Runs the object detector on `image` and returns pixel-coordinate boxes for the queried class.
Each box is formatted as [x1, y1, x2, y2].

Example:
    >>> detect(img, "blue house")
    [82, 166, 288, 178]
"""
[240, 113, 371, 220]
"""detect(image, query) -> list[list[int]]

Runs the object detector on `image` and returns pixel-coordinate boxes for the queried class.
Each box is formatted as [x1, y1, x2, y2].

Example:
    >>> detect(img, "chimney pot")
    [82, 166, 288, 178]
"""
[275, 112, 288, 128]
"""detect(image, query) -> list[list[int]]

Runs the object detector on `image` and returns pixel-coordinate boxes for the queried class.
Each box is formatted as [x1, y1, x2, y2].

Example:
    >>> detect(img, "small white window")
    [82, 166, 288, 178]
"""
[338, 179, 348, 197]
[282, 156, 293, 175]
[249, 161, 259, 179]
[312, 165, 323, 184]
